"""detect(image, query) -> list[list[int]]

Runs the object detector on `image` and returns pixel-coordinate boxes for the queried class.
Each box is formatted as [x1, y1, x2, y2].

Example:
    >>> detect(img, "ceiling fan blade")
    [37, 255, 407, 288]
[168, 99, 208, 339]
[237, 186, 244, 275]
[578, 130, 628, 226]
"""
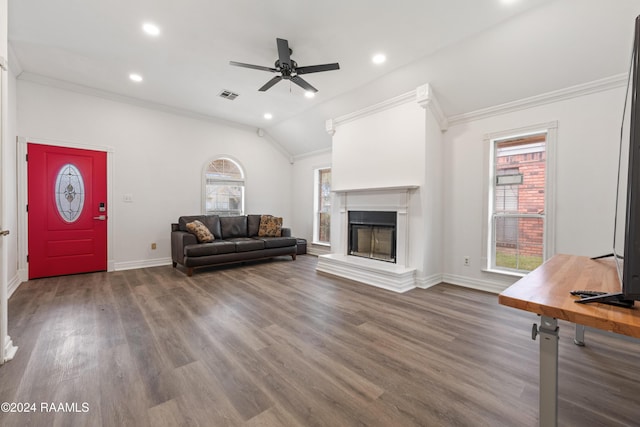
[295, 63, 340, 75]
[259, 75, 283, 91]
[229, 61, 278, 73]
[291, 75, 318, 93]
[276, 38, 291, 69]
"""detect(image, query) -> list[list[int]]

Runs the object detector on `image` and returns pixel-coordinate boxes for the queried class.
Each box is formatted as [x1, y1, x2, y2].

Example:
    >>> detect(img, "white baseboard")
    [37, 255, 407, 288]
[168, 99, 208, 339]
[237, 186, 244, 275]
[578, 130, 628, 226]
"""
[415, 273, 444, 289]
[7, 274, 22, 298]
[307, 245, 331, 256]
[441, 273, 511, 294]
[3, 335, 18, 363]
[113, 257, 172, 271]
[18, 268, 28, 284]
[14, 259, 171, 286]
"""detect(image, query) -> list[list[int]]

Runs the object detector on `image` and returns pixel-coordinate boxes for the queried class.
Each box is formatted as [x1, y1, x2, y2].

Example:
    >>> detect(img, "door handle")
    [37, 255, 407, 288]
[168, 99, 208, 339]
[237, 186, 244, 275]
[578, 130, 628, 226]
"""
[93, 215, 107, 221]
[0, 230, 9, 237]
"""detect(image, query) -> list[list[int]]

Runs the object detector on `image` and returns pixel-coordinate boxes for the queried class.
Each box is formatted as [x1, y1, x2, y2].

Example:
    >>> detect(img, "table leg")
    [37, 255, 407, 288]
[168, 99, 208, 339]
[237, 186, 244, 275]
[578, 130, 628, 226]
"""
[539, 315, 559, 427]
[574, 324, 585, 346]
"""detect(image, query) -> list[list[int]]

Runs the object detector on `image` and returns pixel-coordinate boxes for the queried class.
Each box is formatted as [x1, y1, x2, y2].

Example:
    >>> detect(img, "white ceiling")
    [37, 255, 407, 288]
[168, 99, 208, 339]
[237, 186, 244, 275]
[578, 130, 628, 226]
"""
[8, 0, 640, 158]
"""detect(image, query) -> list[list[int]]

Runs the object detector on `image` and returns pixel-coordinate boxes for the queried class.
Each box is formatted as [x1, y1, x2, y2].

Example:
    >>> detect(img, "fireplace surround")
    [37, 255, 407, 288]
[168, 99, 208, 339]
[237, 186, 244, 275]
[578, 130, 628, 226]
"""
[316, 185, 418, 293]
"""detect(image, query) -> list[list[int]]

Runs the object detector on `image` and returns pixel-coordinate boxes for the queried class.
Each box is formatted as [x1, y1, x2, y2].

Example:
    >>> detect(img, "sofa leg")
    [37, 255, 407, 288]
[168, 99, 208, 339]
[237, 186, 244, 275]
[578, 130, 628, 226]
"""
[172, 261, 177, 268]
[187, 267, 193, 277]
[292, 253, 297, 261]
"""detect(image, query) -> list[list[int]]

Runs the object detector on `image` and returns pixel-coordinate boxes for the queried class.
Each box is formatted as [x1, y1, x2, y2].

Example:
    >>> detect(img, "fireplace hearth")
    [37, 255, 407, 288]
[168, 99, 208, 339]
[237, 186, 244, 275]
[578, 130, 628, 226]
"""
[348, 211, 396, 263]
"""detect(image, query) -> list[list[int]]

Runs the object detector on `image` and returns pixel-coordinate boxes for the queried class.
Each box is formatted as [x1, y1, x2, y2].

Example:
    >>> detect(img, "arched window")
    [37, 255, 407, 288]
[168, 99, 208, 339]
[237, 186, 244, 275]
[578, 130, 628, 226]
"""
[203, 157, 245, 216]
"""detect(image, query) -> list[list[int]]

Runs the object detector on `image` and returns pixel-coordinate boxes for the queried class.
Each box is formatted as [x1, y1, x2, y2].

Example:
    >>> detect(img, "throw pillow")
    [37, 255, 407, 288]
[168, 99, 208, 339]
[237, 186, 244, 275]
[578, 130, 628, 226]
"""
[186, 220, 215, 243]
[258, 215, 282, 237]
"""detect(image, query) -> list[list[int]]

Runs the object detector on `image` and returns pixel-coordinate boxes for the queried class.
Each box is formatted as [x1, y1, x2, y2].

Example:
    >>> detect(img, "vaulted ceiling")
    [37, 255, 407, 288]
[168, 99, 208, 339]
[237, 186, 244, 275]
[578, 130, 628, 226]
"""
[8, 0, 640, 157]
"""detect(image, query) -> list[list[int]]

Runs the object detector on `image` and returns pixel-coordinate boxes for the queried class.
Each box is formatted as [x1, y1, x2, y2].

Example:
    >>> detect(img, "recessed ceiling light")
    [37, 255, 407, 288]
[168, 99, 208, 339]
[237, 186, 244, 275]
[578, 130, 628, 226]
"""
[500, 0, 519, 4]
[129, 73, 143, 82]
[305, 91, 315, 99]
[372, 53, 386, 65]
[264, 113, 273, 120]
[142, 22, 160, 36]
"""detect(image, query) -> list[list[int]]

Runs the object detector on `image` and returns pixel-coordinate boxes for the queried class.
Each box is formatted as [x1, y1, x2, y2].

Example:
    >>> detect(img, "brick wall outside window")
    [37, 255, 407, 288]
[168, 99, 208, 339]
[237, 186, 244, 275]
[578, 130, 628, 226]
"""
[495, 149, 545, 258]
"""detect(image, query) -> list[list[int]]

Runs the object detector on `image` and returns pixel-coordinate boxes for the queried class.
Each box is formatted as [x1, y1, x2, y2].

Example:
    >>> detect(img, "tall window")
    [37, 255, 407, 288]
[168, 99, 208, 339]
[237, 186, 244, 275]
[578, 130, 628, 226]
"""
[489, 132, 548, 273]
[313, 168, 331, 245]
[203, 158, 244, 216]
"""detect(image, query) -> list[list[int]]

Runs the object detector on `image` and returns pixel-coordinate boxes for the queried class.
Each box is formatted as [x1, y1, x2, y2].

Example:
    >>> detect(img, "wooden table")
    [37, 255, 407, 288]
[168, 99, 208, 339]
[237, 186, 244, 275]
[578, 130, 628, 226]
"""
[499, 254, 640, 427]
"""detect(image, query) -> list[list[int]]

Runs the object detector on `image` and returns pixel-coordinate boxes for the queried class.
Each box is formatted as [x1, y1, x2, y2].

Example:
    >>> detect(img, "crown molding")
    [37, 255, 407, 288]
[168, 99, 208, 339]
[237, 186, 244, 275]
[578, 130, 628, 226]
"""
[326, 83, 449, 135]
[328, 89, 416, 131]
[416, 83, 448, 131]
[448, 73, 628, 126]
[16, 71, 295, 161]
[292, 146, 332, 162]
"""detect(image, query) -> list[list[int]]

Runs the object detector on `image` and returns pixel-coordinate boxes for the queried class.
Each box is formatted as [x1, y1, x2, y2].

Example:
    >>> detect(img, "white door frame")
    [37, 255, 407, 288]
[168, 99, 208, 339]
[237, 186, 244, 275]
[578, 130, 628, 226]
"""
[17, 137, 115, 282]
[0, 50, 16, 364]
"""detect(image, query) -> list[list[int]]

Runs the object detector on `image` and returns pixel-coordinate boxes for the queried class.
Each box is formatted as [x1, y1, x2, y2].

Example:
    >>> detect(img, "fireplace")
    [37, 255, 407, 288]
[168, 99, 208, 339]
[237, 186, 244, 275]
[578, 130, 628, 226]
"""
[348, 211, 396, 263]
[316, 185, 418, 292]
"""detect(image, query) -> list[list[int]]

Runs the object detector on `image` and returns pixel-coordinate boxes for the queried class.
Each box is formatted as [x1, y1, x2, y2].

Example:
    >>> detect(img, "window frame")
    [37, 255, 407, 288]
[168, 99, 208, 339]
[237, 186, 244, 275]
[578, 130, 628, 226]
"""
[202, 156, 246, 216]
[313, 166, 331, 246]
[481, 122, 557, 276]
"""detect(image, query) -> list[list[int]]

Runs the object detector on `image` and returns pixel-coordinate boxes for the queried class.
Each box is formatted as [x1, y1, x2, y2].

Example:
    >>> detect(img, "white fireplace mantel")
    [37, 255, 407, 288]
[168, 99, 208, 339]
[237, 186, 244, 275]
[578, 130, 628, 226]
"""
[332, 185, 419, 193]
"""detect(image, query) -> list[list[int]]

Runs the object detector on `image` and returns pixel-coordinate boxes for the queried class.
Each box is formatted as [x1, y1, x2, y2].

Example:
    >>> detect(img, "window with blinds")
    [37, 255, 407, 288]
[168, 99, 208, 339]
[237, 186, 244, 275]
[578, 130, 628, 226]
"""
[313, 168, 331, 245]
[491, 134, 546, 272]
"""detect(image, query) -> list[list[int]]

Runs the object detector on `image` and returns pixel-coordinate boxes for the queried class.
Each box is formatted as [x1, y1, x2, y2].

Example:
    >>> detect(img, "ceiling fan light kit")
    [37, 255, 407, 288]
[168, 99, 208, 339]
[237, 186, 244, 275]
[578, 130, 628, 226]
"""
[230, 38, 340, 93]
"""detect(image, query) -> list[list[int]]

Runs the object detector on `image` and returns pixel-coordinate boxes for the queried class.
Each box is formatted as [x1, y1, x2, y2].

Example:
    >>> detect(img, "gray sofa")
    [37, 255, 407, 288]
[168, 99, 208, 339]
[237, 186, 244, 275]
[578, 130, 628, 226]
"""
[171, 214, 297, 276]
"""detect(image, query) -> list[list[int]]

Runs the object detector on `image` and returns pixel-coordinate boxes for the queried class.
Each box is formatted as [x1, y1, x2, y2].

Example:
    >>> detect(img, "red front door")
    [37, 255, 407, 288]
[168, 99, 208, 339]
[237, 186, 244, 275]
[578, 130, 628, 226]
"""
[28, 143, 107, 279]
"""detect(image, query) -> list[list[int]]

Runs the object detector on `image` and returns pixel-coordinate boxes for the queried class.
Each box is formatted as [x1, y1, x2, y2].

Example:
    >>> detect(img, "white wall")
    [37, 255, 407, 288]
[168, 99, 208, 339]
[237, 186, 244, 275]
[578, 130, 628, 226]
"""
[290, 150, 331, 251]
[16, 80, 293, 269]
[332, 102, 425, 191]
[443, 85, 625, 290]
[420, 108, 444, 286]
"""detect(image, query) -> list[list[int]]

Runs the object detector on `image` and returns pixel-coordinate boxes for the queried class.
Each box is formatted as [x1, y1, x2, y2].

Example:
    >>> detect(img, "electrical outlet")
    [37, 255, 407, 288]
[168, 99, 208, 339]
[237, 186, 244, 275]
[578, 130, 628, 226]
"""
[151, 243, 157, 250]
[464, 256, 470, 266]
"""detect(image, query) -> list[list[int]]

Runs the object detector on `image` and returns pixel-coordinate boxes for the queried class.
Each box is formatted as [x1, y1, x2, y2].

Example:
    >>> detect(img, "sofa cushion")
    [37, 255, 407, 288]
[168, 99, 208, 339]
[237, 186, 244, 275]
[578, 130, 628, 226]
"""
[256, 236, 297, 249]
[184, 241, 236, 257]
[227, 237, 265, 252]
[247, 214, 262, 237]
[179, 215, 222, 239]
[185, 220, 215, 243]
[220, 216, 248, 239]
[258, 215, 282, 237]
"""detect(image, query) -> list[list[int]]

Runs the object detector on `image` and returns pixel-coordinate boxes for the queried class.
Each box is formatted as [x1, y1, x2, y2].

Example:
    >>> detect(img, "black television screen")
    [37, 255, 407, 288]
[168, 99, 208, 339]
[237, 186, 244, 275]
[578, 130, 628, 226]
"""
[577, 14, 640, 307]
[620, 14, 640, 301]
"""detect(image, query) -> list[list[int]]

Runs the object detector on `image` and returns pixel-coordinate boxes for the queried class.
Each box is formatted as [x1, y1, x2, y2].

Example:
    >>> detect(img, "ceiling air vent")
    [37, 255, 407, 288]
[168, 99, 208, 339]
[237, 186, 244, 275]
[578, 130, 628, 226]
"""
[218, 90, 239, 100]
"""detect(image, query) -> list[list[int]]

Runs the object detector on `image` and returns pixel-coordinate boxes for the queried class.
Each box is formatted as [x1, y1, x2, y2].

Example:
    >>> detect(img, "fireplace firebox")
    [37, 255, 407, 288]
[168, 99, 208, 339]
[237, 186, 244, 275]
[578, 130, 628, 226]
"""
[348, 211, 396, 263]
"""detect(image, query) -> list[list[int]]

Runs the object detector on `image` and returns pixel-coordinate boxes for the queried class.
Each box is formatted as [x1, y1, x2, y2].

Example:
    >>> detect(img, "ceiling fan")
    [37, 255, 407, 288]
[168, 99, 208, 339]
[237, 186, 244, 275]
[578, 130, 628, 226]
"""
[230, 38, 340, 93]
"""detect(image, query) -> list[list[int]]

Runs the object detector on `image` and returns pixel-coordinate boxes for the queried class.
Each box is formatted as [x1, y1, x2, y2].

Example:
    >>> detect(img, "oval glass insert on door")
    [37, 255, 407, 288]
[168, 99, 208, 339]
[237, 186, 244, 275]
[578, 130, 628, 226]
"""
[54, 164, 85, 223]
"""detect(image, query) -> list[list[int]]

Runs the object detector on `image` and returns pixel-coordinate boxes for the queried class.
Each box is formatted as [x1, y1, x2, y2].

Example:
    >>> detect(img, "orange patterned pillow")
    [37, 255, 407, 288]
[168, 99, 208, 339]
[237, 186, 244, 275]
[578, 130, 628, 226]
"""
[186, 220, 215, 243]
[258, 215, 282, 237]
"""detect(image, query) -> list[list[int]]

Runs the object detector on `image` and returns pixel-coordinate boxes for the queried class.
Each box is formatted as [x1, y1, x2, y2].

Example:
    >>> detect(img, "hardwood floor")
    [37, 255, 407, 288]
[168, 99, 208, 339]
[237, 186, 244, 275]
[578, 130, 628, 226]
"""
[1, 255, 639, 426]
